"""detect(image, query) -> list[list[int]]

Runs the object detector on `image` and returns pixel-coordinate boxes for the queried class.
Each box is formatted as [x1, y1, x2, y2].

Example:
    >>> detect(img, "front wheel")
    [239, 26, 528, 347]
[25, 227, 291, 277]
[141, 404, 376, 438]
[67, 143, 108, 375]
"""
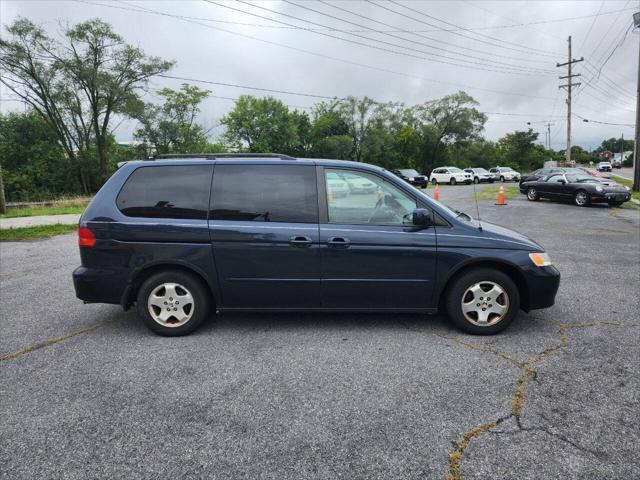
[473, 177, 479, 184]
[500, 176, 505, 182]
[527, 187, 539, 201]
[446, 268, 520, 334]
[450, 178, 457, 185]
[137, 270, 211, 336]
[431, 178, 438, 185]
[574, 190, 590, 207]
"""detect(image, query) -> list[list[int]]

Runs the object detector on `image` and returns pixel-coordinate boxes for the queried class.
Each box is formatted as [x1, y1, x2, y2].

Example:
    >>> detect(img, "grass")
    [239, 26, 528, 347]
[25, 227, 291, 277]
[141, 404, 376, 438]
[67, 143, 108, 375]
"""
[472, 185, 519, 201]
[0, 223, 77, 241]
[0, 196, 90, 219]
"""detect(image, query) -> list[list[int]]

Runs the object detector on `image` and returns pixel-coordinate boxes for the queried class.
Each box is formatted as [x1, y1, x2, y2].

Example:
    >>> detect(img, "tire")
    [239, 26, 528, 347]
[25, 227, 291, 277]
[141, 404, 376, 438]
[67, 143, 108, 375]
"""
[500, 176, 505, 183]
[450, 178, 457, 185]
[609, 201, 624, 207]
[445, 268, 520, 335]
[574, 190, 590, 207]
[432, 178, 438, 185]
[473, 177, 479, 184]
[527, 187, 539, 201]
[136, 270, 211, 336]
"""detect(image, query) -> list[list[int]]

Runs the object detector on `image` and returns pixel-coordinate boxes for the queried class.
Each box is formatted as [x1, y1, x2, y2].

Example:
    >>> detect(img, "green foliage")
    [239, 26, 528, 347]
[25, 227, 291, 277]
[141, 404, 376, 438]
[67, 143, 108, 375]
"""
[498, 129, 551, 171]
[222, 96, 308, 154]
[0, 17, 173, 192]
[0, 112, 81, 201]
[135, 84, 211, 155]
[597, 137, 634, 153]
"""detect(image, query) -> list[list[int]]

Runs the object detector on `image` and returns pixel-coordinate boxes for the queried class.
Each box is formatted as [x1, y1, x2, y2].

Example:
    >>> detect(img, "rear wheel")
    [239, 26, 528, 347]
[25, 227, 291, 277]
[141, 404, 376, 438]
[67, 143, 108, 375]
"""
[450, 178, 457, 185]
[137, 270, 211, 336]
[446, 268, 520, 334]
[574, 190, 590, 207]
[527, 187, 539, 201]
[432, 178, 438, 185]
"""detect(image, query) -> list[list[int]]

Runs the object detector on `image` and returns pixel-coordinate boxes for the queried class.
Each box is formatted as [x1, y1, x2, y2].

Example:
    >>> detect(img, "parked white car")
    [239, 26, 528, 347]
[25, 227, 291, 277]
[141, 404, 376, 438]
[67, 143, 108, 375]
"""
[489, 167, 520, 182]
[429, 167, 472, 185]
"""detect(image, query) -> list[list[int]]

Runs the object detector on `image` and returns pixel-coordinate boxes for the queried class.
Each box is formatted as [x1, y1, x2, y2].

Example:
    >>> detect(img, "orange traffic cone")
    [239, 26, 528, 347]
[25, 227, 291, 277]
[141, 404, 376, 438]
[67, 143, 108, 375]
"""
[495, 185, 506, 206]
[434, 184, 440, 201]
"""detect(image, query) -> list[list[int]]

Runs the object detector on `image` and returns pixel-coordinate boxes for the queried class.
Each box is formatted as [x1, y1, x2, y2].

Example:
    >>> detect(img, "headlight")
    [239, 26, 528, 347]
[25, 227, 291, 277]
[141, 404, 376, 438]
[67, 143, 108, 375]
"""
[624, 186, 631, 191]
[529, 252, 552, 267]
[408, 177, 414, 181]
[595, 185, 603, 192]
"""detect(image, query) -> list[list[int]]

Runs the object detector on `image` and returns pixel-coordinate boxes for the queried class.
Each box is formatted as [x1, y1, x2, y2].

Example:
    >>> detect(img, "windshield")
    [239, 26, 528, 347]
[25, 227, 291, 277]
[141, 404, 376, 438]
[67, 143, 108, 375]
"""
[449, 167, 463, 173]
[398, 169, 420, 176]
[566, 173, 599, 183]
[473, 168, 489, 174]
[501, 167, 514, 172]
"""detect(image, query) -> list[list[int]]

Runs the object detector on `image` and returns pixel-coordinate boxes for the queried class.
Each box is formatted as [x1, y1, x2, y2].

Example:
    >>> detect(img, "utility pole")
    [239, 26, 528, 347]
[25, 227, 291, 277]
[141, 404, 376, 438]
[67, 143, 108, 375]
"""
[633, 12, 640, 192]
[545, 122, 552, 150]
[557, 36, 583, 166]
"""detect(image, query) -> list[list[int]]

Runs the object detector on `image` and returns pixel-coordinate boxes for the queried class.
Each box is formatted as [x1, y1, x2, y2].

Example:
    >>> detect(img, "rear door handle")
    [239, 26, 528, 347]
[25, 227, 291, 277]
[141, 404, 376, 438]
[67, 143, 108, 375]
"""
[327, 236, 350, 248]
[289, 235, 313, 247]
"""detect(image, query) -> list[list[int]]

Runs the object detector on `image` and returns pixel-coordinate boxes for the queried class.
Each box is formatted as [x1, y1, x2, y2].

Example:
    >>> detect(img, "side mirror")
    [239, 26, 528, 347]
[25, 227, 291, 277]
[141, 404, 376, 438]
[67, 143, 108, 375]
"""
[412, 208, 431, 228]
[559, 179, 566, 185]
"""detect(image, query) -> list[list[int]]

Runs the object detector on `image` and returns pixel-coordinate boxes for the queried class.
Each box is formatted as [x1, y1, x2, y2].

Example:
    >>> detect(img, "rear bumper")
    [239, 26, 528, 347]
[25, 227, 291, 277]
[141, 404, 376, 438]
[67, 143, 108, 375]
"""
[521, 265, 560, 311]
[73, 266, 128, 305]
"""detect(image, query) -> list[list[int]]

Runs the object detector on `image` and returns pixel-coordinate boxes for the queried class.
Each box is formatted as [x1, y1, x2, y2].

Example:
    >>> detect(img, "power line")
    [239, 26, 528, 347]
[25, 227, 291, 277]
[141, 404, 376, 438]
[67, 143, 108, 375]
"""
[206, 0, 555, 76]
[574, 113, 635, 127]
[81, 0, 557, 102]
[379, 0, 561, 58]
[578, 0, 605, 52]
[294, 0, 552, 68]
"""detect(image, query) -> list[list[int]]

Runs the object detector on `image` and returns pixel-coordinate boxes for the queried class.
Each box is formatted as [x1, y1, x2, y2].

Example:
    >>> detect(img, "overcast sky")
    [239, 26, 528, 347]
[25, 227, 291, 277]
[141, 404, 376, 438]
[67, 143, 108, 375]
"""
[1, 0, 638, 151]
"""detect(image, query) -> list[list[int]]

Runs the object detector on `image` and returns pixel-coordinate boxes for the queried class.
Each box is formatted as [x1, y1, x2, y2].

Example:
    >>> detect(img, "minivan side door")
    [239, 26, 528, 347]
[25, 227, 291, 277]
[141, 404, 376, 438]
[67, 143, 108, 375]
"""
[319, 167, 437, 310]
[209, 163, 321, 309]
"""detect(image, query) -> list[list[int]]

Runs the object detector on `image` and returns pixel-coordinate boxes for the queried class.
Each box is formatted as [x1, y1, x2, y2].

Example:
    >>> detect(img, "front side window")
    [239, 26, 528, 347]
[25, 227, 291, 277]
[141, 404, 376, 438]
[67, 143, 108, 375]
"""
[325, 169, 417, 226]
[117, 165, 212, 219]
[210, 164, 318, 223]
[546, 174, 565, 183]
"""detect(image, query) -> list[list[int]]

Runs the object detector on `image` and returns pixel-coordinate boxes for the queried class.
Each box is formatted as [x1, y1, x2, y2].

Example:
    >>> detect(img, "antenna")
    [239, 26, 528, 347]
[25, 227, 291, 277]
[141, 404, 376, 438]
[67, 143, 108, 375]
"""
[472, 177, 483, 231]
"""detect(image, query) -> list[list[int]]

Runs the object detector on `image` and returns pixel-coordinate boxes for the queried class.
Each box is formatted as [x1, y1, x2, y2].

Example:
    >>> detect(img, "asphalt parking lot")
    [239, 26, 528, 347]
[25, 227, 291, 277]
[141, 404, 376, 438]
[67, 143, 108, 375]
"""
[1, 183, 639, 480]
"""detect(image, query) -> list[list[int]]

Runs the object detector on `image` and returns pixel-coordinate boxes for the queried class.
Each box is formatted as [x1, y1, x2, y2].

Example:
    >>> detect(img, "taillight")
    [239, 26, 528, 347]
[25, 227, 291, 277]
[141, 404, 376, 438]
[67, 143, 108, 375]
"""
[78, 226, 96, 247]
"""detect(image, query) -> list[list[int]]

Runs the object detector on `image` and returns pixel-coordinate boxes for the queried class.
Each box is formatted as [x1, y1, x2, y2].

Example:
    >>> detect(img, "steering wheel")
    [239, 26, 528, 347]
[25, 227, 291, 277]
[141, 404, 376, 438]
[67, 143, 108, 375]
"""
[368, 194, 404, 224]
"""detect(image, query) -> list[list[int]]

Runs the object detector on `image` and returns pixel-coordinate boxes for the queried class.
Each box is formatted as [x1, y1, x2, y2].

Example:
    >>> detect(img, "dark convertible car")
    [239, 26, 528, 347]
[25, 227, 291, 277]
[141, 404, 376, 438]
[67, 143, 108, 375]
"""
[520, 172, 631, 207]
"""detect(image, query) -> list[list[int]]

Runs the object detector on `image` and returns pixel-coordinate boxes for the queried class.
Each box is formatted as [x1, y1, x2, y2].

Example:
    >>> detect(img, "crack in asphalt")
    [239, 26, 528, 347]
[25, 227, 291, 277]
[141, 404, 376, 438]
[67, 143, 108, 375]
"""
[439, 319, 638, 480]
[0, 320, 117, 362]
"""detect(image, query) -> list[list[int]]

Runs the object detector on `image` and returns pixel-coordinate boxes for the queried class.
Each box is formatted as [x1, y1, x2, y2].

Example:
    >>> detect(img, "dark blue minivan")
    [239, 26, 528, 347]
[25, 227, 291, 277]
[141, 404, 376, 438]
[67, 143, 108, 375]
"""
[73, 154, 560, 336]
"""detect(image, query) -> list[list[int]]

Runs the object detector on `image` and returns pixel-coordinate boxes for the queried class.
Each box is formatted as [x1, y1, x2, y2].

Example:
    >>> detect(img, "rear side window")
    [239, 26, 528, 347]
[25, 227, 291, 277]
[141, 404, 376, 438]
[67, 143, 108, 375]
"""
[117, 165, 213, 219]
[210, 164, 318, 223]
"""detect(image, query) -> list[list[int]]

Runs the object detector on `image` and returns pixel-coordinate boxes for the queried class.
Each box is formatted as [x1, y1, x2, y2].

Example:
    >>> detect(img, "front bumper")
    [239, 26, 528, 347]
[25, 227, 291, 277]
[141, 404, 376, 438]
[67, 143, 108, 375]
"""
[409, 178, 428, 187]
[521, 265, 560, 311]
[590, 191, 631, 203]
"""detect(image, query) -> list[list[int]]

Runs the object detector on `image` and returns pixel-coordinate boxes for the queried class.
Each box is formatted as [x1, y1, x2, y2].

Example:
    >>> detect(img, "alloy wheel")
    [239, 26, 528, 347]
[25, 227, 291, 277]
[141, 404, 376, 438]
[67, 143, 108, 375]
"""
[575, 191, 588, 206]
[527, 188, 537, 200]
[147, 282, 195, 327]
[461, 281, 509, 326]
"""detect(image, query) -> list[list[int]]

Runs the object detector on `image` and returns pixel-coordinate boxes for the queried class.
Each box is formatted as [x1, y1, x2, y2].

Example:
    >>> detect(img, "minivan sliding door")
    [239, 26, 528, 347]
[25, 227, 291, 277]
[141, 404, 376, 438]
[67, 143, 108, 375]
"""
[209, 163, 321, 309]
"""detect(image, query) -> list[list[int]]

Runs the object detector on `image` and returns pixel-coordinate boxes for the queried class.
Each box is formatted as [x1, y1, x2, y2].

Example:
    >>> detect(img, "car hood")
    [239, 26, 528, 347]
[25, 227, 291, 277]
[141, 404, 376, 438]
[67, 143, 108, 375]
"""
[476, 221, 542, 251]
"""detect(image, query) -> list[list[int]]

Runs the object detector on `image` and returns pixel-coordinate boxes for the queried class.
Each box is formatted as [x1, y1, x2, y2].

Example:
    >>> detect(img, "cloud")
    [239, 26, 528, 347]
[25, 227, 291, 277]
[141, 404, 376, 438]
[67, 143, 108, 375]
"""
[1, 0, 636, 150]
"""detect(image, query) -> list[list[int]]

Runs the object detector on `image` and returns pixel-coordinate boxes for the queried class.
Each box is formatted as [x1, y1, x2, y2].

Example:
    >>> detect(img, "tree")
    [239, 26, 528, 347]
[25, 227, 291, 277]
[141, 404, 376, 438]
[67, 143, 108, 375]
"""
[221, 96, 306, 154]
[0, 17, 173, 192]
[335, 96, 382, 162]
[0, 111, 80, 201]
[135, 84, 211, 155]
[411, 91, 486, 173]
[597, 137, 634, 154]
[498, 129, 548, 171]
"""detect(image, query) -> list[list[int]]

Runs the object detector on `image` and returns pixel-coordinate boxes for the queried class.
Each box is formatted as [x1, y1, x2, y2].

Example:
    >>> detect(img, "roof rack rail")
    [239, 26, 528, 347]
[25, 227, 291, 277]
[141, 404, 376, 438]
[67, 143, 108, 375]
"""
[152, 153, 297, 160]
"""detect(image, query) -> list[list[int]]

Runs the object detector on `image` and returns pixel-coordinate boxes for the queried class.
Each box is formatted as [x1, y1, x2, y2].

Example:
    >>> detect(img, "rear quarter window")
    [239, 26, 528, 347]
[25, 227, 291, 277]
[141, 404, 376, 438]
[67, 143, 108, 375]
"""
[116, 165, 213, 219]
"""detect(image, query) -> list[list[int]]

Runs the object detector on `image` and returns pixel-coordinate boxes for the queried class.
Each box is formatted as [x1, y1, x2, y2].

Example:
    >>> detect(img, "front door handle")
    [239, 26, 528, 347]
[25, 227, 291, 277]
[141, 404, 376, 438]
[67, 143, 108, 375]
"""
[290, 235, 313, 247]
[327, 236, 350, 248]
